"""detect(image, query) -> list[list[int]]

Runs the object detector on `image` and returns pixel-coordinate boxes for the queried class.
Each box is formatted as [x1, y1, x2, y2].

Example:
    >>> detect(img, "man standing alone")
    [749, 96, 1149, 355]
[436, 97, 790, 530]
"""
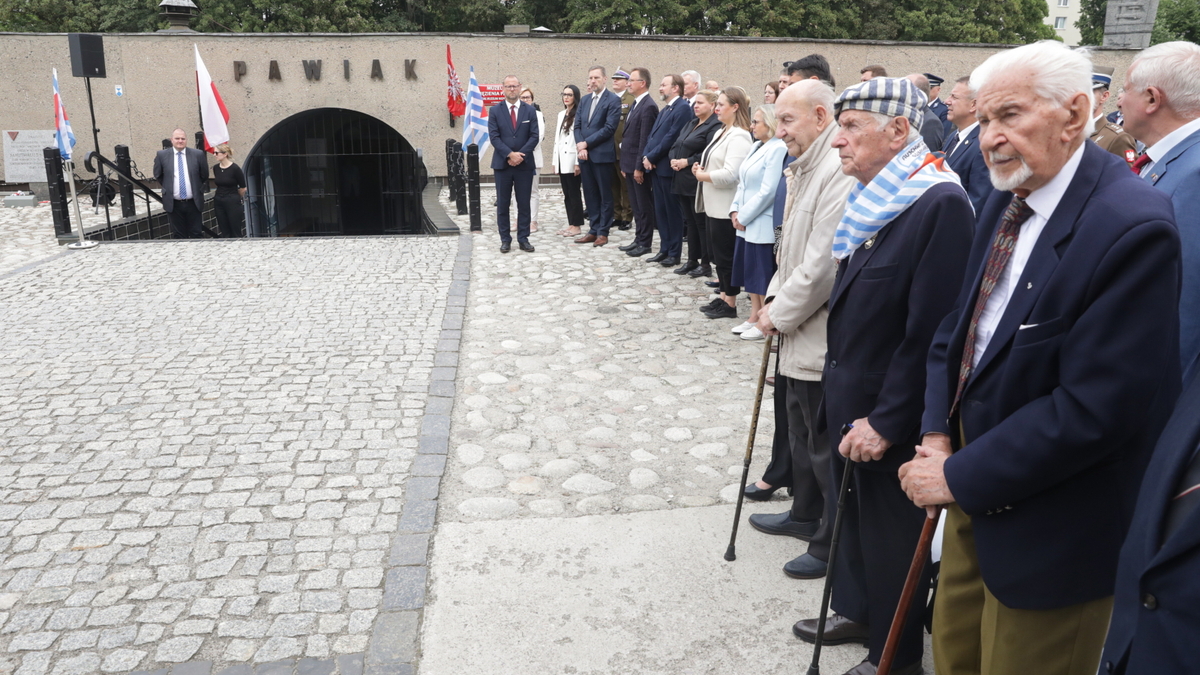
[487, 74, 539, 253]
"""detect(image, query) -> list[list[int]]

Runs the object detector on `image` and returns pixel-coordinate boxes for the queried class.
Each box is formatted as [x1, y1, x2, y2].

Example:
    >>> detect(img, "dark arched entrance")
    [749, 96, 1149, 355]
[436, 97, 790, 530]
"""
[244, 108, 425, 237]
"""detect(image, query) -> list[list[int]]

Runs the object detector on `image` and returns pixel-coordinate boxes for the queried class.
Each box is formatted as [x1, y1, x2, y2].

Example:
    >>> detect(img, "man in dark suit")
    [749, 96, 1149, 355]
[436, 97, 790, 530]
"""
[1121, 40, 1200, 384]
[905, 73, 946, 152]
[487, 75, 539, 253]
[1099, 359, 1200, 675]
[641, 73, 695, 265]
[574, 66, 622, 247]
[900, 42, 1181, 675]
[617, 67, 658, 257]
[790, 77, 974, 675]
[153, 128, 209, 239]
[942, 76, 992, 215]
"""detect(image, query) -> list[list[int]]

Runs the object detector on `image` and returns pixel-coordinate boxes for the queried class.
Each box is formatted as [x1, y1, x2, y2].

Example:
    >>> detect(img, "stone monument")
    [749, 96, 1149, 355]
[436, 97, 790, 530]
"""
[1103, 0, 1160, 49]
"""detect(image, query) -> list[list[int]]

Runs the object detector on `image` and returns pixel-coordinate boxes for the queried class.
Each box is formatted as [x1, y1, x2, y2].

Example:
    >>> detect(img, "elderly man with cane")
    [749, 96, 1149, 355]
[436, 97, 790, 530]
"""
[790, 77, 974, 675]
[900, 41, 1181, 675]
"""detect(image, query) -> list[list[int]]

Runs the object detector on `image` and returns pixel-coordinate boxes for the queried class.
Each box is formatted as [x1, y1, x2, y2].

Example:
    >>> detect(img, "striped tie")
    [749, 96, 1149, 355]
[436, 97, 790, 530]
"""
[950, 195, 1035, 416]
[177, 151, 188, 201]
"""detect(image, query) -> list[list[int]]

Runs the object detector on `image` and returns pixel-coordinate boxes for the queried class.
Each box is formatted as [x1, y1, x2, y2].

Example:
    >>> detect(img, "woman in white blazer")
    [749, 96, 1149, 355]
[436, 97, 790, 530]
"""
[693, 87, 754, 320]
[729, 105, 788, 340]
[552, 84, 585, 237]
[520, 87, 546, 233]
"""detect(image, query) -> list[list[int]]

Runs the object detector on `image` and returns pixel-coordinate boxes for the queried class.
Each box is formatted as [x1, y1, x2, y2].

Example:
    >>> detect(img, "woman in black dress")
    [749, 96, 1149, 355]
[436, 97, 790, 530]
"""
[212, 143, 246, 238]
[667, 90, 721, 277]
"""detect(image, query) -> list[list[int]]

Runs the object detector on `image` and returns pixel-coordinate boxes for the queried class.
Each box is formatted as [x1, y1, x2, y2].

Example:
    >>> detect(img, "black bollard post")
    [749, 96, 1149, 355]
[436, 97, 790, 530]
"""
[43, 147, 71, 237]
[114, 144, 135, 218]
[445, 139, 460, 201]
[466, 143, 482, 232]
[453, 143, 468, 216]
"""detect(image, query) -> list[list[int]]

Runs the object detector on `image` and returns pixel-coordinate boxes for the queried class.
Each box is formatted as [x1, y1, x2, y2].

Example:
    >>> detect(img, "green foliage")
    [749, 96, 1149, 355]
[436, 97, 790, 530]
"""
[1076, 0, 1106, 45]
[1151, 0, 1200, 44]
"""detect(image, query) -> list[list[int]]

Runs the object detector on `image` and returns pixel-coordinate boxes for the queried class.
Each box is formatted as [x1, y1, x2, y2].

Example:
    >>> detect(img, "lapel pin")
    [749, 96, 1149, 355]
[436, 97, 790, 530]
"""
[864, 236, 876, 249]
[1026, 282, 1032, 290]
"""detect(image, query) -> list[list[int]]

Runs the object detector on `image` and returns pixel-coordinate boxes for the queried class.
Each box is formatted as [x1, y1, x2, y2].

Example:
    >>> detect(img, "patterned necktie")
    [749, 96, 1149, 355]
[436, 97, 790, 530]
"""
[510, 104, 518, 130]
[177, 151, 188, 201]
[1130, 153, 1152, 176]
[588, 93, 599, 123]
[950, 195, 1035, 416]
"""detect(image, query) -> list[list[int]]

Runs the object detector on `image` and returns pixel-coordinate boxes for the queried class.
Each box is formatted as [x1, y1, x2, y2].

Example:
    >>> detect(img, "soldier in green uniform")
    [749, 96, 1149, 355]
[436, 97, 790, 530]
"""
[611, 68, 635, 230]
[1090, 65, 1139, 168]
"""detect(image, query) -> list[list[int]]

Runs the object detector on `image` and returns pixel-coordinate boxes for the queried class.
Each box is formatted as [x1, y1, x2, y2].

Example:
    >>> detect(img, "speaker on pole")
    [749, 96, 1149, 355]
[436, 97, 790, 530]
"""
[68, 33, 106, 78]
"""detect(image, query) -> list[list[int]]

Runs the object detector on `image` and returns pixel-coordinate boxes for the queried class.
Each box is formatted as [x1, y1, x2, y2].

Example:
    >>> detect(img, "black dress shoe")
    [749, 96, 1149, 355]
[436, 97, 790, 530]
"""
[743, 483, 782, 501]
[687, 264, 712, 278]
[674, 262, 700, 275]
[617, 221, 632, 231]
[699, 298, 724, 312]
[748, 511, 818, 540]
[659, 256, 681, 267]
[783, 553, 827, 579]
[702, 303, 737, 319]
[646, 251, 668, 263]
[619, 242, 638, 252]
[792, 613, 870, 645]
[500, 242, 511, 253]
[705, 280, 720, 288]
[519, 241, 534, 252]
[626, 245, 651, 257]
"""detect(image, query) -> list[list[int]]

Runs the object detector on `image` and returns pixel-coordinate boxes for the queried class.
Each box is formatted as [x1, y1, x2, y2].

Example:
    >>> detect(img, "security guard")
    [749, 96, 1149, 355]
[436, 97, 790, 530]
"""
[1090, 65, 1138, 168]
[610, 68, 636, 230]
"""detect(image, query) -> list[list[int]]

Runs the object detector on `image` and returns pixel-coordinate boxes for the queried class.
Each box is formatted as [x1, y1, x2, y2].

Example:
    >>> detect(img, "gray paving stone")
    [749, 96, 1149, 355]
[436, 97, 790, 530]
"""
[212, 667, 251, 675]
[381, 568, 426, 611]
[253, 661, 293, 675]
[170, 662, 213, 675]
[409, 456, 447, 478]
[362, 663, 413, 675]
[416, 436, 449, 456]
[364, 612, 417, 664]
[396, 500, 436, 534]
[387, 534, 430, 567]
[296, 658, 335, 675]
[335, 653, 363, 675]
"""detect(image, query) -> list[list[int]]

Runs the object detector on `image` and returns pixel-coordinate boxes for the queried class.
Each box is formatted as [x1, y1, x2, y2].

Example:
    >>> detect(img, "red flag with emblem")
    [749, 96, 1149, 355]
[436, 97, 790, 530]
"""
[447, 45, 466, 117]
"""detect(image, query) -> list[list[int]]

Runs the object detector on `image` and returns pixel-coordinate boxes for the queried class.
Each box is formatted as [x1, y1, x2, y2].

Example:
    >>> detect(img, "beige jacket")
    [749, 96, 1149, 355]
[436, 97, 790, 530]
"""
[765, 122, 857, 381]
[695, 126, 753, 217]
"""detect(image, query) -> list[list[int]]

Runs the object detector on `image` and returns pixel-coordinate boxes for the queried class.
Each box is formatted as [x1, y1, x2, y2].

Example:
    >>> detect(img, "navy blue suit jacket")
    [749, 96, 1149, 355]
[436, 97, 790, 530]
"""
[618, 95, 658, 175]
[922, 142, 1182, 609]
[1100, 367, 1200, 675]
[943, 125, 993, 216]
[573, 90, 622, 164]
[644, 98, 695, 178]
[487, 100, 538, 172]
[823, 183, 975, 472]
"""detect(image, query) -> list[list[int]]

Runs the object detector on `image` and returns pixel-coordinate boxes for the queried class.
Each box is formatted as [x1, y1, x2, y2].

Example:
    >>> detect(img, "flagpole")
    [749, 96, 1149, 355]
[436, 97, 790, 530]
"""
[65, 159, 98, 249]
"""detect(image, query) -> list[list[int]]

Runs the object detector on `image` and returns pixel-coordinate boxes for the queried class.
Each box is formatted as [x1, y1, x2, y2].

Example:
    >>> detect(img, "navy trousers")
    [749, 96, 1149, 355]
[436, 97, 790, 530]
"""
[495, 168, 534, 244]
[652, 174, 684, 257]
[626, 171, 656, 249]
[580, 160, 614, 237]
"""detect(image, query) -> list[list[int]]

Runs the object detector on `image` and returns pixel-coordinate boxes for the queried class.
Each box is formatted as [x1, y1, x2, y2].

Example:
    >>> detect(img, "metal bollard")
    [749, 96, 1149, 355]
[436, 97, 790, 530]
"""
[115, 145, 135, 218]
[43, 147, 71, 237]
[467, 143, 482, 232]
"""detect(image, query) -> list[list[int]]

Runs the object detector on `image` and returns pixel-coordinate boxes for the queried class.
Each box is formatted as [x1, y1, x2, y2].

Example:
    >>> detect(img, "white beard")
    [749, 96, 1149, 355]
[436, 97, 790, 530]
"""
[988, 154, 1034, 192]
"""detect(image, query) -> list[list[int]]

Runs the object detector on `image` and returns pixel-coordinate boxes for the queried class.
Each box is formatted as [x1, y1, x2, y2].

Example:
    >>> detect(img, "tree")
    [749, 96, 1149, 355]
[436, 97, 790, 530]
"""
[1076, 0, 1106, 45]
[1151, 0, 1200, 43]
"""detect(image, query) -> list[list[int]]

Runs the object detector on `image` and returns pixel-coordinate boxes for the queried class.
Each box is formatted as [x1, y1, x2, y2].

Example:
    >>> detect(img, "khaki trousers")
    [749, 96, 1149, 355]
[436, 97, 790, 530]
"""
[613, 163, 631, 222]
[932, 504, 1113, 675]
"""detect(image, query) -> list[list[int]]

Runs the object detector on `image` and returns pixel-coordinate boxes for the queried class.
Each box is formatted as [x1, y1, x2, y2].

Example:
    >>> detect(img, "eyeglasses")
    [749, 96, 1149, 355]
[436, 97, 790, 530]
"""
[629, 78, 645, 83]
[215, 151, 226, 155]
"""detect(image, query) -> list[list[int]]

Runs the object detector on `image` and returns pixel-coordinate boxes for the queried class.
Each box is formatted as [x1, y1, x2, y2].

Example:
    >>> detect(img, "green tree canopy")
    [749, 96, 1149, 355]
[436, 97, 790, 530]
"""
[1151, 0, 1200, 44]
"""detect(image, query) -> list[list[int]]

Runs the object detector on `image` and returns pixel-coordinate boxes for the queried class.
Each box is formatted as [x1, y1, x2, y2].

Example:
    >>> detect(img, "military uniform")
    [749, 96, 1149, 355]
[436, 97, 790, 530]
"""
[611, 88, 636, 227]
[1091, 117, 1138, 168]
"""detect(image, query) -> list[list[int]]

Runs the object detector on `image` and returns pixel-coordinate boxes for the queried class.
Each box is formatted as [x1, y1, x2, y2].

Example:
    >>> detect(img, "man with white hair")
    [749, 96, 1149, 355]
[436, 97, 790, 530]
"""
[1120, 40, 1200, 384]
[681, 70, 701, 107]
[899, 41, 1182, 675]
[749, 80, 857, 583]
[790, 77, 975, 675]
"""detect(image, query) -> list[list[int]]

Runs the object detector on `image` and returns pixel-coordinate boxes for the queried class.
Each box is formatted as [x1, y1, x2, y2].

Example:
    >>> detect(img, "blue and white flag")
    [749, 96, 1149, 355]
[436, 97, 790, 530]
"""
[52, 68, 76, 161]
[461, 66, 491, 157]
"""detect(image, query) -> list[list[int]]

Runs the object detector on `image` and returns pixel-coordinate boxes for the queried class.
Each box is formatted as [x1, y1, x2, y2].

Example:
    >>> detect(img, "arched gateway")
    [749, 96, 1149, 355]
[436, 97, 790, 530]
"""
[244, 108, 425, 237]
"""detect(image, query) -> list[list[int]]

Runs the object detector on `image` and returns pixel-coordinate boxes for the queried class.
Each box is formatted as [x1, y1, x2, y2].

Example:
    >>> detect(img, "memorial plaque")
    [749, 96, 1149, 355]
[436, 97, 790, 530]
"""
[3, 130, 58, 183]
[479, 84, 505, 107]
[1104, 0, 1160, 49]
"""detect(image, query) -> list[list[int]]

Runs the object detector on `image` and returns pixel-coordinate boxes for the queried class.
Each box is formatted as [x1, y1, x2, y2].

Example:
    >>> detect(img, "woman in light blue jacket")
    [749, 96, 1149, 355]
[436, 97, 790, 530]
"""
[729, 105, 788, 340]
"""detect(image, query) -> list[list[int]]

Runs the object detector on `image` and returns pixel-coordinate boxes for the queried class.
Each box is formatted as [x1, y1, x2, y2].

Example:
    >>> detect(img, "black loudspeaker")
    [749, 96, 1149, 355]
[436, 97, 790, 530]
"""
[68, 33, 106, 78]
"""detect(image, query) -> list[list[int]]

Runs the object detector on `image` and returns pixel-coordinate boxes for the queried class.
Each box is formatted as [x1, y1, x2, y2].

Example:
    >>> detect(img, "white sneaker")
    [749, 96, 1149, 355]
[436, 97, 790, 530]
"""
[740, 326, 764, 340]
[731, 321, 754, 334]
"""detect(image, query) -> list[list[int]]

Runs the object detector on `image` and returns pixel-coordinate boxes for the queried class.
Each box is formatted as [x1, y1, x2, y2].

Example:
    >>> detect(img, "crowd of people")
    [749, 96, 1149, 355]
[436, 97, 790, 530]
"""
[488, 39, 1200, 675]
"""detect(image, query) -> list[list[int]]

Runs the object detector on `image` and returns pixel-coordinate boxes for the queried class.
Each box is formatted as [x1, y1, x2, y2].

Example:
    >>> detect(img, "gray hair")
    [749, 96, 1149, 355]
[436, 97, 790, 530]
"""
[865, 111, 922, 144]
[682, 70, 701, 85]
[756, 104, 778, 137]
[970, 41, 1094, 135]
[1128, 41, 1200, 118]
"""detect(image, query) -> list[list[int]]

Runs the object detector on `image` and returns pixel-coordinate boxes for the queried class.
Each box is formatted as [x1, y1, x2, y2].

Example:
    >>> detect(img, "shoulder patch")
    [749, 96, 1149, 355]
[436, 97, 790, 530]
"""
[1126, 149, 1136, 163]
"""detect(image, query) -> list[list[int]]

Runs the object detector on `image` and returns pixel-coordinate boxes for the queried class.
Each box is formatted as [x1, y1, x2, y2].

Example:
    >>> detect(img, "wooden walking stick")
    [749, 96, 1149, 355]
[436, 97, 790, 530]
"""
[724, 334, 774, 562]
[877, 506, 943, 675]
[806, 424, 856, 675]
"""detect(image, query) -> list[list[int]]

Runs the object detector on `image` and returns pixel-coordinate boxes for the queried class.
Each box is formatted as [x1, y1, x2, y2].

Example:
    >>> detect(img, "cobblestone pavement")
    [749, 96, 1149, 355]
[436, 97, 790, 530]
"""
[0, 236, 459, 674]
[0, 194, 132, 277]
[437, 185, 780, 522]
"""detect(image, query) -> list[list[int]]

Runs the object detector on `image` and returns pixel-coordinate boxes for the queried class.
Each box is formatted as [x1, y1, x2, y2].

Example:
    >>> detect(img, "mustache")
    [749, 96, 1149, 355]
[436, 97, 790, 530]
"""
[987, 151, 1024, 164]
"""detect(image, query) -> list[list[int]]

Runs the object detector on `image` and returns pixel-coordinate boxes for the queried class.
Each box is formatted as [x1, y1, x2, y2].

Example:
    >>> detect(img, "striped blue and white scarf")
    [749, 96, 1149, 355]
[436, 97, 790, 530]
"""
[831, 139, 962, 260]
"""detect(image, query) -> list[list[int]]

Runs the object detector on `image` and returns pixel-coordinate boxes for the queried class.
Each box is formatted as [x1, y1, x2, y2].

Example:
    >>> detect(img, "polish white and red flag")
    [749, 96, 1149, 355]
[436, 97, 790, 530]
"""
[194, 44, 229, 152]
[446, 44, 466, 117]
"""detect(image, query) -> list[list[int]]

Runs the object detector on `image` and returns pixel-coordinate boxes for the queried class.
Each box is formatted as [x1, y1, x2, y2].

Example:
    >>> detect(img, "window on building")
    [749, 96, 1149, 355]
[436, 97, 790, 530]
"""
[1054, 16, 1067, 28]
[1058, 0, 1069, 7]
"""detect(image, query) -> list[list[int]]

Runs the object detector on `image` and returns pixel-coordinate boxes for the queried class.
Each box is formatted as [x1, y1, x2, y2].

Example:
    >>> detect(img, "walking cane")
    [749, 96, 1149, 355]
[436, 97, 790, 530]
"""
[876, 506, 943, 675]
[724, 334, 774, 562]
[806, 423, 856, 675]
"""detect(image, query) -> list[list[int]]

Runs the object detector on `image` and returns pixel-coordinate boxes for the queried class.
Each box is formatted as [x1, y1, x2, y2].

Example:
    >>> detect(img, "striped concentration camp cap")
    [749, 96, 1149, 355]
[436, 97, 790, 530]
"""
[834, 77, 927, 130]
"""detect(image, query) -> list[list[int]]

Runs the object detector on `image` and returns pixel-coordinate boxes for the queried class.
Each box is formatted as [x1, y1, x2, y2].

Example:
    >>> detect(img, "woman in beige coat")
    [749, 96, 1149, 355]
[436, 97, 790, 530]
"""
[694, 87, 754, 320]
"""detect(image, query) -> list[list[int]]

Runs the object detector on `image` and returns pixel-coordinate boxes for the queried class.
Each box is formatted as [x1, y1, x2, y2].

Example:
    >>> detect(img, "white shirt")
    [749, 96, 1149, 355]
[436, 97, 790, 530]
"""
[172, 149, 192, 201]
[1140, 116, 1200, 175]
[953, 121, 979, 148]
[633, 91, 650, 108]
[972, 142, 1086, 368]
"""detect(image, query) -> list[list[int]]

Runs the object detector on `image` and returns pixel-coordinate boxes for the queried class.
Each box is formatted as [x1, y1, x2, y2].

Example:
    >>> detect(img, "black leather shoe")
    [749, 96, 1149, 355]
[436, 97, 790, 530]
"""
[519, 241, 534, 252]
[674, 262, 700, 275]
[783, 553, 827, 579]
[500, 242, 511, 253]
[617, 221, 632, 231]
[619, 242, 639, 252]
[748, 511, 818, 540]
[646, 251, 668, 263]
[840, 658, 922, 675]
[743, 483, 782, 501]
[792, 614, 869, 645]
[705, 280, 720, 288]
[699, 298, 724, 312]
[688, 265, 712, 278]
[659, 256, 681, 267]
[626, 245, 651, 257]
[703, 303, 737, 319]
